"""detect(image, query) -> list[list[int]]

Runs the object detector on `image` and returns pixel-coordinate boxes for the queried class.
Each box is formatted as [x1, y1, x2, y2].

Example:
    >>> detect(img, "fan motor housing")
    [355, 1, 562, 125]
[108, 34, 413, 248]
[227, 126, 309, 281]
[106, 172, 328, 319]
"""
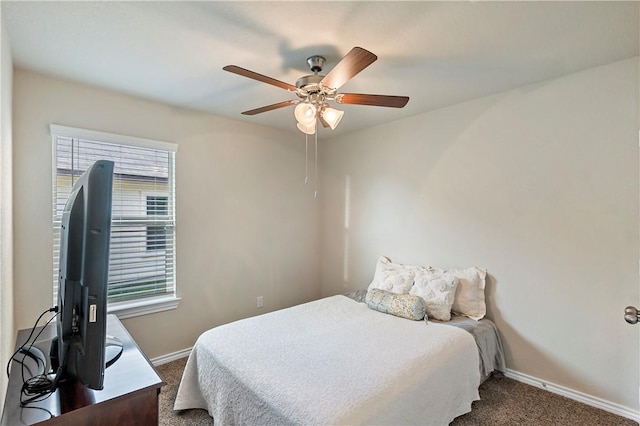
[296, 74, 324, 94]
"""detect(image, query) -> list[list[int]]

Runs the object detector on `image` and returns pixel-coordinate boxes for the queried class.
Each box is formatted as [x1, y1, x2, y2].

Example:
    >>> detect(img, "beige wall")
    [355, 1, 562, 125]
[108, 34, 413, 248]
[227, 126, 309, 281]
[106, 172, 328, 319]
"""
[0, 14, 14, 415]
[8, 56, 639, 415]
[320, 58, 639, 411]
[12, 69, 321, 359]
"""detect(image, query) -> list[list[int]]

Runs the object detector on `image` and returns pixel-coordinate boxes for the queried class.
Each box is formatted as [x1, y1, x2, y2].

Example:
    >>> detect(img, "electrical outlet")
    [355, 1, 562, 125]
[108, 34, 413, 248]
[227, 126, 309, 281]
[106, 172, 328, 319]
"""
[257, 296, 264, 308]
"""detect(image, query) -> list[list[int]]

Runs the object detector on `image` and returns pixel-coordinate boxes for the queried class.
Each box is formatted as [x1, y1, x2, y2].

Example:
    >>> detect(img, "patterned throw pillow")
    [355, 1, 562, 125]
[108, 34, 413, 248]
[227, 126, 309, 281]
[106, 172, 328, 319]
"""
[409, 270, 459, 321]
[367, 256, 426, 294]
[365, 288, 426, 321]
[433, 266, 487, 320]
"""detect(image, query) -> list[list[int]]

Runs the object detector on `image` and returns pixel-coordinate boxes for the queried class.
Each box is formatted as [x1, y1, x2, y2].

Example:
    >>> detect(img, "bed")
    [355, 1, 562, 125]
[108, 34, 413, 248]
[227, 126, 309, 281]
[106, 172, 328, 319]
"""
[174, 293, 505, 425]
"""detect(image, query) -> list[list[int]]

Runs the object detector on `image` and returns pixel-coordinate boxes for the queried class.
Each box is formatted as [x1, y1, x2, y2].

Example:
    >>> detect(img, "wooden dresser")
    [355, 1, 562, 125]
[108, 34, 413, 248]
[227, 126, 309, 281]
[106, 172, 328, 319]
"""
[1, 315, 165, 425]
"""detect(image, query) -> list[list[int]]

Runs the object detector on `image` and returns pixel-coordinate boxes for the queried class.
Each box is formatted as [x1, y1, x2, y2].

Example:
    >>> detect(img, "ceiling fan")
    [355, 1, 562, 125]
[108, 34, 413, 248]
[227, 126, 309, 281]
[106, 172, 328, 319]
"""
[223, 47, 410, 134]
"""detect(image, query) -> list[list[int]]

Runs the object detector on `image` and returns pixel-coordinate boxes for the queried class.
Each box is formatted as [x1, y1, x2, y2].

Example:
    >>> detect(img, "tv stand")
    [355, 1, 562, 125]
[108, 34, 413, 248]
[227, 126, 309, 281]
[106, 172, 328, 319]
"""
[1, 315, 164, 425]
[105, 334, 123, 368]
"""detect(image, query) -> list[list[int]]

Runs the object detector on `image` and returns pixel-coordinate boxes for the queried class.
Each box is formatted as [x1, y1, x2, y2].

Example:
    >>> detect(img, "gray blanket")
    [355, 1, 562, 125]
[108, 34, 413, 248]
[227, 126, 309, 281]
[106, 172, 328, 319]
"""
[443, 314, 506, 381]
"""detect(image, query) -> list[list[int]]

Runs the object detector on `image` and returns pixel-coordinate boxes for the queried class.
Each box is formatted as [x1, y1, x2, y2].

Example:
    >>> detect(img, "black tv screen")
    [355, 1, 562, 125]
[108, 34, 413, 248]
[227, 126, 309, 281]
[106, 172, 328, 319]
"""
[52, 159, 115, 390]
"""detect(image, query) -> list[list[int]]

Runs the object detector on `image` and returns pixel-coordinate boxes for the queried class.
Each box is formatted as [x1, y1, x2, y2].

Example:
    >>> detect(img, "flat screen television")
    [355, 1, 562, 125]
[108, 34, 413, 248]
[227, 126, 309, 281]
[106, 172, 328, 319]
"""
[50, 159, 121, 391]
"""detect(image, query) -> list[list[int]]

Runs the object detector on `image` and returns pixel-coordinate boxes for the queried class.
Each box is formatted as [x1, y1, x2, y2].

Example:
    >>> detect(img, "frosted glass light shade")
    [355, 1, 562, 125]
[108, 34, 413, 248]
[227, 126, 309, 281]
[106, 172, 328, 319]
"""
[297, 119, 316, 135]
[321, 107, 344, 130]
[294, 102, 317, 126]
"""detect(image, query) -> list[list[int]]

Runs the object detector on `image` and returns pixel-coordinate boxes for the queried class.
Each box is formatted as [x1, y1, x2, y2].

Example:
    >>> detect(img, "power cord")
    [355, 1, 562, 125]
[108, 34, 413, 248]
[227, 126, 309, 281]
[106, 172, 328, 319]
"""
[5, 306, 60, 407]
[6, 306, 58, 379]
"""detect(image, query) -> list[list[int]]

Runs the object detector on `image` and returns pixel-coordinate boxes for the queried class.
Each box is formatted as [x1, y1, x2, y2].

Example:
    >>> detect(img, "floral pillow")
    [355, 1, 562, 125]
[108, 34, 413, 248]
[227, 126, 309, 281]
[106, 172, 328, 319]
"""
[365, 288, 426, 321]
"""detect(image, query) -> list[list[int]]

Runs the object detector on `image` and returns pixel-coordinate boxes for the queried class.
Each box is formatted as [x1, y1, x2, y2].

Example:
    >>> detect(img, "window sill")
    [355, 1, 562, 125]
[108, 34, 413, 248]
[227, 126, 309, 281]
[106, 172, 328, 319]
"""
[108, 296, 181, 319]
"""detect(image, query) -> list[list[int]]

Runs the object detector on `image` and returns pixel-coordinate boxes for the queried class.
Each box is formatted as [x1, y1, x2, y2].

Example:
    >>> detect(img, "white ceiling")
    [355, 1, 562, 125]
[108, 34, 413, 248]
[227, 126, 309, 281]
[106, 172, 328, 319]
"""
[2, 1, 638, 138]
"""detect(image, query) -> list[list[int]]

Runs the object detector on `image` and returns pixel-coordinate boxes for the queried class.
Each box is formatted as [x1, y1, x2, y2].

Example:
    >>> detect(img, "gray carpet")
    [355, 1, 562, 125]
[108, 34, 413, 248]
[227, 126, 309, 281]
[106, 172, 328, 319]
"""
[156, 358, 637, 425]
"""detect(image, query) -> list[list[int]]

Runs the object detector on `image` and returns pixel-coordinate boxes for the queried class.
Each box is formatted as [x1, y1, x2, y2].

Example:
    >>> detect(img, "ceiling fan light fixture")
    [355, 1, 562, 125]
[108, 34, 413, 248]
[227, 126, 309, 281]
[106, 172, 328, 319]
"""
[294, 102, 317, 126]
[320, 106, 344, 130]
[297, 120, 316, 135]
[223, 47, 409, 198]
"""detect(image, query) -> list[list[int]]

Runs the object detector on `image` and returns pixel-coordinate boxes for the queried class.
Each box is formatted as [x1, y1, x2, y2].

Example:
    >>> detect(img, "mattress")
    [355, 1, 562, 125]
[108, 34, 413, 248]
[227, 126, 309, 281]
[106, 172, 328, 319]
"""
[174, 295, 502, 425]
[344, 288, 505, 382]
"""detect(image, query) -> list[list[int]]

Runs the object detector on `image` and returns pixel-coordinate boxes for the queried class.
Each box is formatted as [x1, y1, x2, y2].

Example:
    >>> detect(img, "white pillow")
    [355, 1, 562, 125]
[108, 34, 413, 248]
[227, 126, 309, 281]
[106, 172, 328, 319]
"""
[409, 270, 459, 321]
[440, 266, 487, 320]
[367, 256, 425, 294]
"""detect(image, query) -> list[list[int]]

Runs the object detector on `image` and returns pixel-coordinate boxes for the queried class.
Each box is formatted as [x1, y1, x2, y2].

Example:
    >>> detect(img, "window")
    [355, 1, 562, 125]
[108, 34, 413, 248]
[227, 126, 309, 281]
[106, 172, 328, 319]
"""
[146, 196, 168, 251]
[51, 125, 179, 318]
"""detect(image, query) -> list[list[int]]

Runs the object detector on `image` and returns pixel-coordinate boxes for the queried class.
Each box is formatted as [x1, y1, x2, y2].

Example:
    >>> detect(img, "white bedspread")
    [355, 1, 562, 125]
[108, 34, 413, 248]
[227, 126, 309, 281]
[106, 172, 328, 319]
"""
[174, 295, 480, 425]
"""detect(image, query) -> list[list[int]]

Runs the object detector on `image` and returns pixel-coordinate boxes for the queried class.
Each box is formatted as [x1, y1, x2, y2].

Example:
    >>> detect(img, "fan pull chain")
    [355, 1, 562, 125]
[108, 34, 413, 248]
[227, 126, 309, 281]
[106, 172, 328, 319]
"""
[314, 126, 318, 199]
[304, 133, 309, 184]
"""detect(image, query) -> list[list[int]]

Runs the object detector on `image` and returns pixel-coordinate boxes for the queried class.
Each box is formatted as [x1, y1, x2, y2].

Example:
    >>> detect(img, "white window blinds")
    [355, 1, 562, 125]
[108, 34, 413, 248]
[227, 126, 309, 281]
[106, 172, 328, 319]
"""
[51, 125, 177, 309]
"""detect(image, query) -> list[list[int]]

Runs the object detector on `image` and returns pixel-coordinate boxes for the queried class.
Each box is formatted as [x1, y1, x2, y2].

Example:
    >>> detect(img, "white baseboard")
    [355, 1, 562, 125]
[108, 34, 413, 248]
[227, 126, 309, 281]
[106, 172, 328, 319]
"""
[503, 368, 640, 423]
[150, 347, 192, 366]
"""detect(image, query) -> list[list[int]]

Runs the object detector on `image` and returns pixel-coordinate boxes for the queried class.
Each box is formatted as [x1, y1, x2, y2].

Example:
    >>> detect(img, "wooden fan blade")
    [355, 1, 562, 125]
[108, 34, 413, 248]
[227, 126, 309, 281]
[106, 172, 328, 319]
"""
[335, 93, 409, 108]
[223, 65, 297, 91]
[320, 47, 377, 90]
[241, 100, 297, 116]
